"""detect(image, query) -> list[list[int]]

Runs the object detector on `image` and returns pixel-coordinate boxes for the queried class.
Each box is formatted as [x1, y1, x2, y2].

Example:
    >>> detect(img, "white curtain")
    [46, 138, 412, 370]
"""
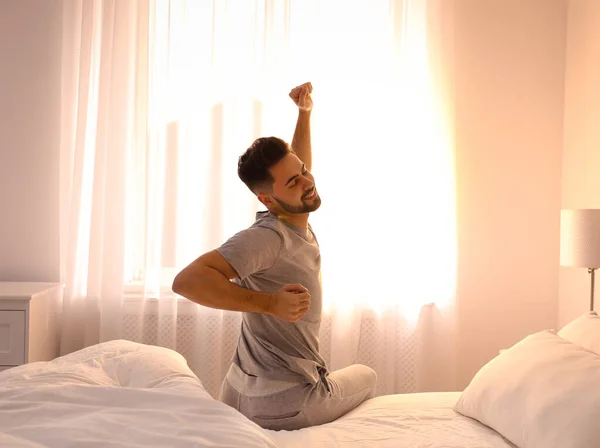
[59, 0, 457, 397]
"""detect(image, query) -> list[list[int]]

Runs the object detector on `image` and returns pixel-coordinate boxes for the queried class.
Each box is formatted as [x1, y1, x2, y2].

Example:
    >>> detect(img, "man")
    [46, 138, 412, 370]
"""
[172, 82, 377, 431]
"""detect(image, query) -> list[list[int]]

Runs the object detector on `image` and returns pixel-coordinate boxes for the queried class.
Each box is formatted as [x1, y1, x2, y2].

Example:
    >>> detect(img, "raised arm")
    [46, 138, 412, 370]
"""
[289, 82, 313, 171]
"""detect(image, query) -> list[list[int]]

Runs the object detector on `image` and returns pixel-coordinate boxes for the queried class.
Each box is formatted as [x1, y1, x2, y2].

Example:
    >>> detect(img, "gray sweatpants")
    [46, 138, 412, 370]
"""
[218, 363, 377, 431]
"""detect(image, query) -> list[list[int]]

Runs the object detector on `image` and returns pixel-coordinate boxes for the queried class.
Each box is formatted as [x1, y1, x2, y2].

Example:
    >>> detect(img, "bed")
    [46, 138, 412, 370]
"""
[1, 312, 599, 448]
[270, 392, 515, 448]
[0, 339, 510, 448]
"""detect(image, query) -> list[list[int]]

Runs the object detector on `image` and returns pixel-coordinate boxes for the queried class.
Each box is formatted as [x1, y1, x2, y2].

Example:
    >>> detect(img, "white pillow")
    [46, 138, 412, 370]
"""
[558, 311, 600, 355]
[454, 330, 600, 448]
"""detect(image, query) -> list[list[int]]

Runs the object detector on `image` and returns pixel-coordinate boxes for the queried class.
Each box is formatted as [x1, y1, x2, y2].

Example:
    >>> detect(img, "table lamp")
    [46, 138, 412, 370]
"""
[560, 209, 600, 311]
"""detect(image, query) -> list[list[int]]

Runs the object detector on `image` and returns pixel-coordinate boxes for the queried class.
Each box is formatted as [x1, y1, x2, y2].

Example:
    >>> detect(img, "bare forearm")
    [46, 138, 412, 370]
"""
[291, 110, 312, 171]
[172, 267, 272, 314]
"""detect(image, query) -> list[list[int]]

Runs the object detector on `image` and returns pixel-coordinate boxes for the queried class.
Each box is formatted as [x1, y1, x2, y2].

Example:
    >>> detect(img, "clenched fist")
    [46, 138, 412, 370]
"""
[289, 82, 313, 113]
[268, 284, 311, 322]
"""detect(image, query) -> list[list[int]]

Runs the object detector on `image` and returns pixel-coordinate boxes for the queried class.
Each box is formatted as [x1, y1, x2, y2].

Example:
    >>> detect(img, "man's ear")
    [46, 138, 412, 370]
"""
[257, 193, 273, 207]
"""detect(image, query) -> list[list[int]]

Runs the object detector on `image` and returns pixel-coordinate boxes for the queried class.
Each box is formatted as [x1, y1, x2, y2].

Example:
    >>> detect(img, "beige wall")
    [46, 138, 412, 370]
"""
[453, 0, 567, 388]
[559, 0, 600, 326]
[0, 0, 62, 282]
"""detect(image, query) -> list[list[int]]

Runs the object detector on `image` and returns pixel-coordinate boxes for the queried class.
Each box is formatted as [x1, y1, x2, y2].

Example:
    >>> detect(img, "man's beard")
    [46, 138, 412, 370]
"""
[273, 194, 321, 214]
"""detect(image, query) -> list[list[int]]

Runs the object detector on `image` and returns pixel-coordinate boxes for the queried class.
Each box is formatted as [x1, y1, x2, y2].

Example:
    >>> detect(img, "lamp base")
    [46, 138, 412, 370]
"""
[589, 268, 597, 312]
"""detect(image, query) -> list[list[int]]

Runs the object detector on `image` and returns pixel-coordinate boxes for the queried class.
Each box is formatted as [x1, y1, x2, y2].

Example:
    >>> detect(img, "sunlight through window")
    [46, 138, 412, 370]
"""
[130, 0, 456, 318]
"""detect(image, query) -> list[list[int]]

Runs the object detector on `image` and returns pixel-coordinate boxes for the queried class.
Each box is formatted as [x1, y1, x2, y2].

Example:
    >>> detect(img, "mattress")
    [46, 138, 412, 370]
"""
[0, 340, 514, 448]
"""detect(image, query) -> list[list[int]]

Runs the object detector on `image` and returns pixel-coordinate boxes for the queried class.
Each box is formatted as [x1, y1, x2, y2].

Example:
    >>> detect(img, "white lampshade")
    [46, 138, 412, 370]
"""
[560, 209, 600, 268]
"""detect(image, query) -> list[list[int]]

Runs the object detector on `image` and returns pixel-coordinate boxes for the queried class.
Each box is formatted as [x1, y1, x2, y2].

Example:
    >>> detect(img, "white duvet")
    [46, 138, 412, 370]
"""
[0, 340, 276, 448]
[0, 340, 515, 448]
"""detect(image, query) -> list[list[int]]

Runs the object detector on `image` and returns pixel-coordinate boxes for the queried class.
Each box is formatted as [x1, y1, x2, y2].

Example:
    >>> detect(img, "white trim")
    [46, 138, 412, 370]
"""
[123, 282, 179, 302]
[123, 267, 180, 302]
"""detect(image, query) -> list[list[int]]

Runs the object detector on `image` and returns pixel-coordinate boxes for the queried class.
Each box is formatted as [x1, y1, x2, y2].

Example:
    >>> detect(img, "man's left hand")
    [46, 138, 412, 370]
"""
[289, 82, 313, 113]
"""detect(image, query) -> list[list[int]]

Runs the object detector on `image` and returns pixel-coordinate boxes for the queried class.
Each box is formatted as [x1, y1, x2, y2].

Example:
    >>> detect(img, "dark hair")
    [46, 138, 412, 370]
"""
[238, 137, 291, 194]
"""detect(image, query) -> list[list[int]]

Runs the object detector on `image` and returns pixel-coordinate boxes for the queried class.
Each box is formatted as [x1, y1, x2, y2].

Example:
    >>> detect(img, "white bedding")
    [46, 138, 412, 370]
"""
[270, 393, 516, 448]
[0, 340, 277, 448]
[0, 340, 514, 448]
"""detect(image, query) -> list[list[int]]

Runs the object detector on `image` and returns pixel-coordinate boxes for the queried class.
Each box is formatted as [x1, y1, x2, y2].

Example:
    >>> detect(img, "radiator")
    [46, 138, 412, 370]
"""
[121, 299, 418, 398]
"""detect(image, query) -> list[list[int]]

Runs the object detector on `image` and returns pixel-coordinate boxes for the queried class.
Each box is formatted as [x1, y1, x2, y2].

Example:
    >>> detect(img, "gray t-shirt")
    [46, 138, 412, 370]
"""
[216, 211, 328, 386]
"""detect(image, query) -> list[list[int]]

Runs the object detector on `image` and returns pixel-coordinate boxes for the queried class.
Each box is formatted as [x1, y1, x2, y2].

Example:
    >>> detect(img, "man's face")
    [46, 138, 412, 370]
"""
[262, 153, 321, 214]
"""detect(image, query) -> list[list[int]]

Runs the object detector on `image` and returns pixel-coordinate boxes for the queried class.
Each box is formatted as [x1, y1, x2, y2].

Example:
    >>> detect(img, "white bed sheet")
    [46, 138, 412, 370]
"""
[0, 340, 515, 448]
[270, 392, 516, 448]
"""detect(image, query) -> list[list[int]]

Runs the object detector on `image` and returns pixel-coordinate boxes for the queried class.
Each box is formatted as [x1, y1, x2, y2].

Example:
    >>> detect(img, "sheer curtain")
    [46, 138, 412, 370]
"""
[59, 0, 457, 397]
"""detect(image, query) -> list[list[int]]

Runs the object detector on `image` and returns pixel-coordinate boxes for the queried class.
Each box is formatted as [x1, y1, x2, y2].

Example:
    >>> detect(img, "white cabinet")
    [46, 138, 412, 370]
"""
[0, 282, 62, 372]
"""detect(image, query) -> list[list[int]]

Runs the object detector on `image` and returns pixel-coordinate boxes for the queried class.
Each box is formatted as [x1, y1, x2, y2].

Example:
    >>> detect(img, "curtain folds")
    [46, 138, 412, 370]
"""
[59, 0, 457, 397]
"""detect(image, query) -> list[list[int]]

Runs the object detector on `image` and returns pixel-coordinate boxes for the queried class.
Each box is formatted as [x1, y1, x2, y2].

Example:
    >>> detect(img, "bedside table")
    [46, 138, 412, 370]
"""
[0, 282, 63, 372]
